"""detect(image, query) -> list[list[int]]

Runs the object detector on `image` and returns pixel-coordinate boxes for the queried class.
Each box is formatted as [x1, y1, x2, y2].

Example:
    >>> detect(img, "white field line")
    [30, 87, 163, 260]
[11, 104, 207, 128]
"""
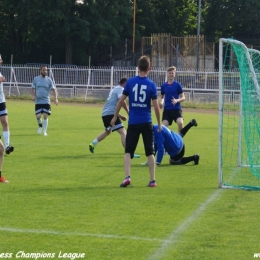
[148, 189, 222, 260]
[1, 189, 222, 259]
[0, 227, 170, 243]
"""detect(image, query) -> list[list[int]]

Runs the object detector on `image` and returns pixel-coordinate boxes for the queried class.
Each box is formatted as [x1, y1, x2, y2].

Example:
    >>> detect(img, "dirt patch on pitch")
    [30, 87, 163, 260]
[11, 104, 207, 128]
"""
[83, 103, 219, 115]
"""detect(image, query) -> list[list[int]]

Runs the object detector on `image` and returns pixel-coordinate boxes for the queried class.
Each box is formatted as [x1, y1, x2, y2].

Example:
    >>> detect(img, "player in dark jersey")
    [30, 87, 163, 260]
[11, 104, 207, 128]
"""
[111, 56, 161, 187]
[160, 66, 185, 132]
[153, 119, 199, 166]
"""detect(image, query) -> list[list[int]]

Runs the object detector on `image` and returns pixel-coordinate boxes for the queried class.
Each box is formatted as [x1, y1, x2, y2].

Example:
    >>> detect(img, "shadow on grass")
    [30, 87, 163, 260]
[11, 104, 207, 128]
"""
[10, 185, 161, 193]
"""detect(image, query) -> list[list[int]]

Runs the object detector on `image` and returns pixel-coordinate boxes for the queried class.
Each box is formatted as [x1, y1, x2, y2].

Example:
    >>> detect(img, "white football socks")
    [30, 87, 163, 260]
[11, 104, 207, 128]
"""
[37, 118, 42, 126]
[92, 139, 98, 145]
[43, 119, 48, 134]
[2, 131, 10, 148]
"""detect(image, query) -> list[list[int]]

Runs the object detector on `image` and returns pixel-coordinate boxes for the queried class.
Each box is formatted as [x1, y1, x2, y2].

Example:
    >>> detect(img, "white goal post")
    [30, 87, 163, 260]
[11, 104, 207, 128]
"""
[218, 38, 260, 190]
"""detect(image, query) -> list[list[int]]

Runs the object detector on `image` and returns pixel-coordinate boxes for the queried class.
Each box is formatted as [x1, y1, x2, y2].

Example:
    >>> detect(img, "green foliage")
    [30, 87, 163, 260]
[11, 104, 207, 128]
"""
[0, 0, 135, 64]
[1, 0, 259, 65]
[204, 0, 260, 38]
[136, 0, 198, 36]
[0, 0, 204, 65]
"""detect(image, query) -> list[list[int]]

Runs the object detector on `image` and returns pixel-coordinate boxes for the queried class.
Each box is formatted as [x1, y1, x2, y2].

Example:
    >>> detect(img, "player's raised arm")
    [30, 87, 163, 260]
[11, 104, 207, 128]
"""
[171, 92, 185, 105]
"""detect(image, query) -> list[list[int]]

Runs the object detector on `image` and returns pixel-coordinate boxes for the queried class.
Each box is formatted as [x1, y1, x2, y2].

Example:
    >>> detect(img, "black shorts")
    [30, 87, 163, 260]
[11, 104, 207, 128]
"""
[35, 104, 51, 115]
[170, 144, 185, 163]
[102, 115, 124, 132]
[0, 102, 7, 117]
[162, 109, 183, 125]
[125, 123, 154, 159]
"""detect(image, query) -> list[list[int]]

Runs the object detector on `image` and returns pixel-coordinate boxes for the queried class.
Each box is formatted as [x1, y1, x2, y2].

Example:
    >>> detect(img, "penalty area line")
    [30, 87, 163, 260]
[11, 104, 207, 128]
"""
[148, 189, 222, 260]
[0, 227, 170, 243]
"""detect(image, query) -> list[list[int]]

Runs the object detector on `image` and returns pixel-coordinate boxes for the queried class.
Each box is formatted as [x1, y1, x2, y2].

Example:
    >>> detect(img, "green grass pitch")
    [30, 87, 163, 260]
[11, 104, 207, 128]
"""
[1, 100, 260, 260]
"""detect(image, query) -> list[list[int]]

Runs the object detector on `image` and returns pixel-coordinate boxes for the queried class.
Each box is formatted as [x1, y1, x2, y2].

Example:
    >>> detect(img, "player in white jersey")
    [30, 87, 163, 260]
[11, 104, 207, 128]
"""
[0, 54, 14, 183]
[31, 66, 58, 136]
[89, 78, 140, 158]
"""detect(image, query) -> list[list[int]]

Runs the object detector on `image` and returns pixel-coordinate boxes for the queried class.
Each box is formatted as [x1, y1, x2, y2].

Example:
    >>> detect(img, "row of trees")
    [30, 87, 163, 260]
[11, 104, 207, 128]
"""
[0, 0, 259, 65]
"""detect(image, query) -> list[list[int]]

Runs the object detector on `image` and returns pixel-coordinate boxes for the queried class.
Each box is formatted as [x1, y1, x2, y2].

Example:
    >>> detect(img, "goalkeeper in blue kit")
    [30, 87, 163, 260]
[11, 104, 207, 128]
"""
[153, 119, 199, 166]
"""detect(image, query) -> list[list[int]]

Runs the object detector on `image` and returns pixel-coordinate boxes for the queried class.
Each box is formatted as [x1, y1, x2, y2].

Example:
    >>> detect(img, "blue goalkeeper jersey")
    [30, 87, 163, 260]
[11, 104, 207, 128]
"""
[123, 76, 158, 125]
[153, 124, 183, 164]
[161, 81, 183, 110]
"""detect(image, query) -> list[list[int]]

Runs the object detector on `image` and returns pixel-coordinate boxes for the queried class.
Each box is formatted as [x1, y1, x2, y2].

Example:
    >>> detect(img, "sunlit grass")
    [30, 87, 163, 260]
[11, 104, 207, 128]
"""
[0, 100, 258, 260]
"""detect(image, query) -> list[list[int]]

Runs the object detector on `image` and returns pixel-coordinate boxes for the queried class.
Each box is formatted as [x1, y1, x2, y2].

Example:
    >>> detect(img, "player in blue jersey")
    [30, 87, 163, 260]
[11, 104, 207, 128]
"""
[89, 78, 140, 158]
[31, 66, 58, 136]
[159, 66, 185, 132]
[153, 119, 199, 166]
[111, 55, 161, 187]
